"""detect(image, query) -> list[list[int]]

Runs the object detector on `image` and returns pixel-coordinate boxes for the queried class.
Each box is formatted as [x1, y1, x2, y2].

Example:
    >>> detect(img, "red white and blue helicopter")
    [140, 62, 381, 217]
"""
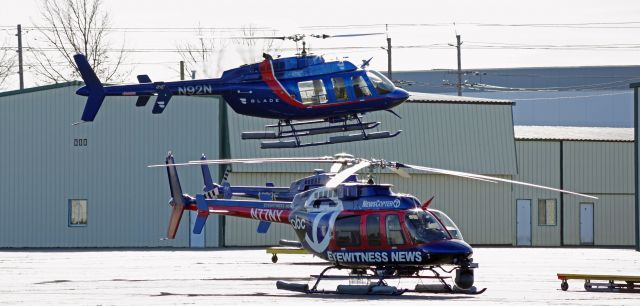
[73, 34, 410, 149]
[152, 153, 597, 296]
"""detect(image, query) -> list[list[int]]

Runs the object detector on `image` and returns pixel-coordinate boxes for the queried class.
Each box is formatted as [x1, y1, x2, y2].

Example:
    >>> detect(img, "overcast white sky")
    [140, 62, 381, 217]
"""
[1, 0, 640, 89]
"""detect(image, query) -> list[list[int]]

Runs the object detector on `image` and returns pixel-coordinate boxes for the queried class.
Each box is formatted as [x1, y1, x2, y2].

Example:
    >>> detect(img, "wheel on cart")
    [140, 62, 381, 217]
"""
[561, 281, 568, 291]
[271, 254, 278, 263]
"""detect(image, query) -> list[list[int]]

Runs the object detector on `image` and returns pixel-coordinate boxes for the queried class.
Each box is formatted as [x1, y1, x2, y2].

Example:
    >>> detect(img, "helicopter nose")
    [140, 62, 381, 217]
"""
[76, 86, 90, 96]
[388, 88, 410, 107]
[423, 239, 473, 258]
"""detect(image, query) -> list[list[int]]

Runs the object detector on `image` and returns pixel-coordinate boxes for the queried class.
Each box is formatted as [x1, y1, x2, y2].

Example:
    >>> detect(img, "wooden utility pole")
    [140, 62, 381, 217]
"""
[180, 61, 185, 80]
[386, 37, 392, 80]
[16, 24, 24, 89]
[455, 34, 462, 96]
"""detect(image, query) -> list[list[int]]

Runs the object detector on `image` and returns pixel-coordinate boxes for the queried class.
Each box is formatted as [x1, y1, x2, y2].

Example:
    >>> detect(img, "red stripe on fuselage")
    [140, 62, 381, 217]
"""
[259, 60, 305, 109]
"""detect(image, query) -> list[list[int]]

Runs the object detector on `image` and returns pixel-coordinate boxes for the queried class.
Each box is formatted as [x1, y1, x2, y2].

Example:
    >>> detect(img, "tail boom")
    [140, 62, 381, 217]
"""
[73, 53, 225, 122]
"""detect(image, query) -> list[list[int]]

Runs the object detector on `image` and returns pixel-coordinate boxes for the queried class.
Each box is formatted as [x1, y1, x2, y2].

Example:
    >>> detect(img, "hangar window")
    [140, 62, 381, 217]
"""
[298, 79, 327, 104]
[537, 199, 557, 226]
[69, 199, 87, 227]
[335, 215, 361, 247]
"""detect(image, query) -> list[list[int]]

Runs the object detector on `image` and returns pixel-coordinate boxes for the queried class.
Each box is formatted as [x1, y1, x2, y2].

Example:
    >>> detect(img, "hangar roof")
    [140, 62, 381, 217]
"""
[408, 92, 513, 105]
[0, 81, 83, 98]
[514, 125, 633, 142]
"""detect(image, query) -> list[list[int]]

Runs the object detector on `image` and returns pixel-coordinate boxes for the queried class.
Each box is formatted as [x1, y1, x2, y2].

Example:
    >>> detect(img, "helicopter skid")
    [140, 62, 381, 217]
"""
[242, 122, 381, 140]
[260, 130, 401, 149]
[242, 115, 402, 149]
[276, 265, 486, 296]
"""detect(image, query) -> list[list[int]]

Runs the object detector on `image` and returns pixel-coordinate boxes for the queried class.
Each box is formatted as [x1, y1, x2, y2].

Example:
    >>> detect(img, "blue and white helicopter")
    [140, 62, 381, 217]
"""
[152, 153, 597, 296]
[73, 34, 410, 149]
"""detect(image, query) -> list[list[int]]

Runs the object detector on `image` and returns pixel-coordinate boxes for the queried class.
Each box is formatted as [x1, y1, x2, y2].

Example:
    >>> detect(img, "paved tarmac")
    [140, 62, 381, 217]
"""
[1, 247, 639, 305]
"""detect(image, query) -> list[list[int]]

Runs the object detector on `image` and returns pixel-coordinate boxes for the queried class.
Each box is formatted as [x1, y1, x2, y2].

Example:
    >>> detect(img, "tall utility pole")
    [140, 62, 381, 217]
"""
[16, 24, 24, 90]
[455, 34, 462, 96]
[386, 36, 392, 80]
[179, 61, 185, 80]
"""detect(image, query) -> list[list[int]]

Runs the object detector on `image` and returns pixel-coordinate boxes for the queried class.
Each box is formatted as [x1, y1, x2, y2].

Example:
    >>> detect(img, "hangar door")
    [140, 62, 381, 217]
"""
[516, 200, 532, 246]
[580, 203, 594, 245]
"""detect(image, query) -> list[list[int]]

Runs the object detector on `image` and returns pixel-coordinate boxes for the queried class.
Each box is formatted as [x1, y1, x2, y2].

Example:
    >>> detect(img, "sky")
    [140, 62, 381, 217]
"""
[1, 0, 640, 90]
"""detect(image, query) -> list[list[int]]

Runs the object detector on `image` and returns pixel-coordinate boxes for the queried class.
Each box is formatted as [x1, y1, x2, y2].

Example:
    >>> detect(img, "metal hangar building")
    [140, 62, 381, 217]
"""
[0, 83, 634, 248]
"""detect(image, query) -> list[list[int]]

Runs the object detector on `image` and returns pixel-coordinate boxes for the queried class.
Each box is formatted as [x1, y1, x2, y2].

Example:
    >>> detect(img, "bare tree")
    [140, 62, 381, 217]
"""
[0, 40, 16, 88]
[233, 25, 282, 64]
[176, 26, 229, 79]
[30, 0, 126, 83]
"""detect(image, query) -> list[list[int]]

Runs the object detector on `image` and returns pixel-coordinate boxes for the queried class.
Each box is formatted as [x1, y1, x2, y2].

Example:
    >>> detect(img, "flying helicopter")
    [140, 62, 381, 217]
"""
[150, 152, 597, 296]
[73, 33, 410, 149]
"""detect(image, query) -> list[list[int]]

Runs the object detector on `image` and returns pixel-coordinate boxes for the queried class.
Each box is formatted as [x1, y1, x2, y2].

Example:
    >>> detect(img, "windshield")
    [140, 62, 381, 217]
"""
[430, 209, 464, 240]
[366, 70, 395, 94]
[404, 210, 450, 244]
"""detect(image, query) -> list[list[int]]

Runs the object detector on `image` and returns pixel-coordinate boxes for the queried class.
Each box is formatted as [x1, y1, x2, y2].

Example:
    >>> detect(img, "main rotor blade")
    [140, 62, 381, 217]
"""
[330, 162, 344, 173]
[311, 32, 385, 39]
[326, 160, 371, 188]
[400, 163, 598, 199]
[228, 36, 287, 40]
[389, 166, 411, 178]
[148, 157, 340, 168]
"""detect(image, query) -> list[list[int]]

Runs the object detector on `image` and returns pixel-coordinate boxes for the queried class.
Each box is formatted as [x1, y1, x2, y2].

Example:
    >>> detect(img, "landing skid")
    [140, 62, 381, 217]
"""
[241, 115, 402, 149]
[276, 265, 486, 296]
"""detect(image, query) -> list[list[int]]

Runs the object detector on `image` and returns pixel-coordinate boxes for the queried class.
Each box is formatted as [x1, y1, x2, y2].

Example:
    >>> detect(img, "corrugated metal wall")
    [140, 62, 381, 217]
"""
[0, 85, 221, 247]
[512, 140, 634, 246]
[563, 142, 634, 194]
[222, 101, 518, 246]
[562, 141, 634, 246]
[563, 195, 634, 246]
[226, 102, 518, 175]
[512, 141, 562, 246]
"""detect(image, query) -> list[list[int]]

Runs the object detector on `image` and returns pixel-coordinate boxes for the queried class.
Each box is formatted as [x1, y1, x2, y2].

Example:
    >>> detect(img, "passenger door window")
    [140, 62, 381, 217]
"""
[386, 214, 405, 246]
[335, 215, 362, 247]
[298, 79, 328, 104]
[332, 77, 348, 101]
[351, 75, 372, 98]
[366, 214, 381, 246]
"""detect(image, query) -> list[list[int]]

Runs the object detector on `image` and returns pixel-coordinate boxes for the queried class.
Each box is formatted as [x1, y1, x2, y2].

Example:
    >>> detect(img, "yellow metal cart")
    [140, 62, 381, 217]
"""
[557, 273, 640, 292]
[266, 246, 309, 263]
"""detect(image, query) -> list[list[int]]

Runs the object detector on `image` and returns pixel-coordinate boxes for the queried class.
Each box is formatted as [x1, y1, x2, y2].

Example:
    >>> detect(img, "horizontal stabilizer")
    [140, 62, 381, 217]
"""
[193, 194, 210, 234]
[136, 96, 152, 107]
[152, 82, 173, 114]
[137, 74, 152, 83]
[257, 221, 271, 233]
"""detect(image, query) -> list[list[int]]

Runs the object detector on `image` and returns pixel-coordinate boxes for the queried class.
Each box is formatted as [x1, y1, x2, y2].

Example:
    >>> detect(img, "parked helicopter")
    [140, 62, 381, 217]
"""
[73, 34, 410, 149]
[151, 153, 597, 296]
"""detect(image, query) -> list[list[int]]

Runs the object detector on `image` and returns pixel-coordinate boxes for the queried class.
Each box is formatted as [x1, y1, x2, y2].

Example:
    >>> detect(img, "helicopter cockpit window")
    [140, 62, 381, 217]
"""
[332, 77, 348, 101]
[335, 215, 361, 247]
[298, 79, 328, 105]
[386, 214, 406, 245]
[351, 75, 372, 98]
[366, 70, 394, 95]
[405, 210, 450, 244]
[430, 209, 464, 240]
